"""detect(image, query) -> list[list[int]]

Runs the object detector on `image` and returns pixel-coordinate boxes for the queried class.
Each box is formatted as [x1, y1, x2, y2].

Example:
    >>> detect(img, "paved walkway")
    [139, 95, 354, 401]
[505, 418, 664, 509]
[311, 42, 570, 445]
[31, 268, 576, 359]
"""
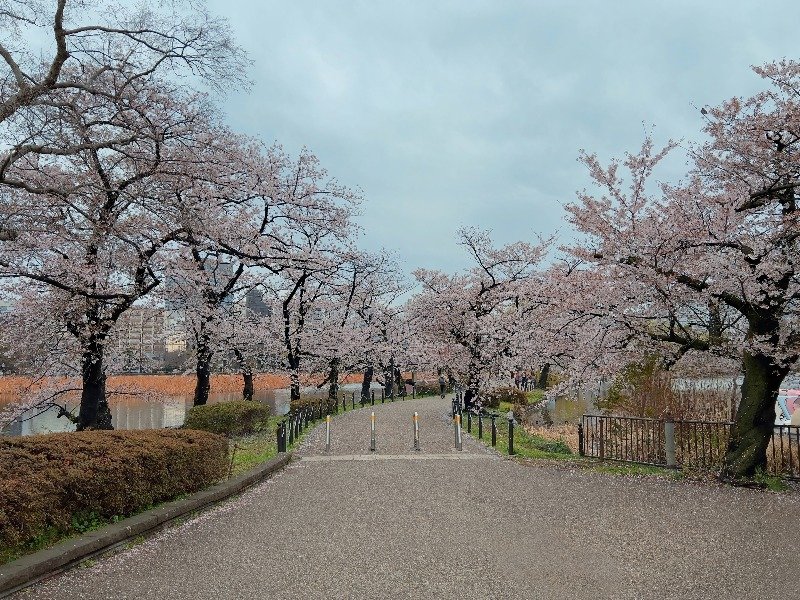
[15, 397, 800, 599]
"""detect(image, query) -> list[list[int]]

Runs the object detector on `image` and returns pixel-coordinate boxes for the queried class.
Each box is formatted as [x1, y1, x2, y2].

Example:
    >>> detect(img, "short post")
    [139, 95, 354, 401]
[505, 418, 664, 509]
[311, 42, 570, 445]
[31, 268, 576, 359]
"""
[352, 392, 356, 409]
[381, 389, 385, 402]
[467, 411, 472, 434]
[288, 415, 295, 446]
[664, 415, 676, 468]
[342, 393, 347, 412]
[371, 390, 375, 405]
[412, 384, 416, 399]
[491, 415, 497, 447]
[478, 413, 483, 439]
[276, 422, 284, 453]
[454, 414, 462, 451]
[325, 414, 331, 452]
[507, 411, 515, 455]
[295, 412, 300, 438]
[370, 411, 376, 452]
[413, 412, 420, 451]
[578, 422, 585, 457]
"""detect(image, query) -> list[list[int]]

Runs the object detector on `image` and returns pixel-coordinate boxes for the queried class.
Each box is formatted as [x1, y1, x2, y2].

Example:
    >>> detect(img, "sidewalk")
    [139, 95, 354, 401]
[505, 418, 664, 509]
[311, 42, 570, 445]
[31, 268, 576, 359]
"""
[14, 397, 800, 599]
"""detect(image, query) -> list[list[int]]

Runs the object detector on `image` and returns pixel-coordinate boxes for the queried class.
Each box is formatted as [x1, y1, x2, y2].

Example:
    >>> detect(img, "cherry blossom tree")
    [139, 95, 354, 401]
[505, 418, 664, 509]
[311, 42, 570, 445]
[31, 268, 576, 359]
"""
[410, 227, 548, 407]
[0, 0, 244, 126]
[0, 73, 213, 429]
[566, 60, 800, 480]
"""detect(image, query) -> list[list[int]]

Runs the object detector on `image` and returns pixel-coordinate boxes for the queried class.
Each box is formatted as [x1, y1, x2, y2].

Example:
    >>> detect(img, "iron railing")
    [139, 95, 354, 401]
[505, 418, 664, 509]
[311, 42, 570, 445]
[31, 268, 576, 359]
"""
[579, 414, 800, 480]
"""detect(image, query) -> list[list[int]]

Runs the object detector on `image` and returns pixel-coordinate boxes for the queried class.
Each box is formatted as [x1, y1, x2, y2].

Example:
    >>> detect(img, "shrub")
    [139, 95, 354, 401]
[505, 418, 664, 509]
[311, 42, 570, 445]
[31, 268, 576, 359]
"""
[290, 396, 337, 413]
[0, 429, 227, 553]
[482, 386, 527, 408]
[184, 400, 272, 436]
[414, 380, 450, 396]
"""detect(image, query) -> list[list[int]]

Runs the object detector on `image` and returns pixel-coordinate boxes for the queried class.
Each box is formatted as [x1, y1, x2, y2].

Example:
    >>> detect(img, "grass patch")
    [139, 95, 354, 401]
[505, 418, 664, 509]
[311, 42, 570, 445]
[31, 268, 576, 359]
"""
[463, 411, 573, 460]
[589, 462, 682, 478]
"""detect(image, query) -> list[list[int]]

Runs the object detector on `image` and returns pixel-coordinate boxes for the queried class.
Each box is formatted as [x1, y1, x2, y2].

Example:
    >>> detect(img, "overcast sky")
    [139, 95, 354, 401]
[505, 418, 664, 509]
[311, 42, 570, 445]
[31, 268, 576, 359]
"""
[205, 0, 800, 275]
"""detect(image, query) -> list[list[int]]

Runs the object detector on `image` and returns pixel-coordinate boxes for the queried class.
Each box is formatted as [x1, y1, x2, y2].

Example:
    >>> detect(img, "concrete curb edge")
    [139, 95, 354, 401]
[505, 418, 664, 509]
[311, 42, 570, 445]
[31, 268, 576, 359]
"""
[0, 452, 293, 597]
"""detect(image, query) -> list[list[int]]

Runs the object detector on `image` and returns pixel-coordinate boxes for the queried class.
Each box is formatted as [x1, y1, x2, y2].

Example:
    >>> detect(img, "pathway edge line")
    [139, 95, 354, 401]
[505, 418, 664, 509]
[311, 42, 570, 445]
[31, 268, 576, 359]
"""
[0, 452, 293, 598]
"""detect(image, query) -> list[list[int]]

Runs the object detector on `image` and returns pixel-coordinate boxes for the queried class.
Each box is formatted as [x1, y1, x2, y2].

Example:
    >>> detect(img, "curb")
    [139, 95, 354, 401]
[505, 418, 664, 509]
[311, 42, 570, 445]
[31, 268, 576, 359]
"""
[0, 452, 292, 598]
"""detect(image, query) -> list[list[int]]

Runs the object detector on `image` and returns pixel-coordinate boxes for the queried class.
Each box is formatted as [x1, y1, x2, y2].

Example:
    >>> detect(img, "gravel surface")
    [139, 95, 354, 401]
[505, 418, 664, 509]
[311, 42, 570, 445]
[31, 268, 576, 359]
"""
[15, 397, 800, 599]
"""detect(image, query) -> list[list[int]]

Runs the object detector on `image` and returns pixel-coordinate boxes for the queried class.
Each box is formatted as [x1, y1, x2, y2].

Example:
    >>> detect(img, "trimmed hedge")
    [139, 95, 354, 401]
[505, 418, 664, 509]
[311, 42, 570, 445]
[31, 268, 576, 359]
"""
[0, 429, 227, 553]
[184, 401, 272, 436]
[290, 397, 338, 413]
[482, 386, 528, 408]
[414, 380, 451, 396]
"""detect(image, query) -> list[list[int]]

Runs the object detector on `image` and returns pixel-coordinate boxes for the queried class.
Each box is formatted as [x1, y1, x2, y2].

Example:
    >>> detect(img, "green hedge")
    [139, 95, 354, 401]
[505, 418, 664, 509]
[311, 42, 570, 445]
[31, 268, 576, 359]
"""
[289, 397, 338, 413]
[482, 386, 527, 408]
[184, 401, 272, 436]
[0, 429, 227, 557]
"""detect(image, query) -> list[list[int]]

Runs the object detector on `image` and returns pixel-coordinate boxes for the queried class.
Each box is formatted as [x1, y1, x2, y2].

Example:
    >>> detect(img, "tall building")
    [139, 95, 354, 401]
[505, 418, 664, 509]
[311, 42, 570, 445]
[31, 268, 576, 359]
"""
[110, 307, 168, 372]
[245, 288, 271, 317]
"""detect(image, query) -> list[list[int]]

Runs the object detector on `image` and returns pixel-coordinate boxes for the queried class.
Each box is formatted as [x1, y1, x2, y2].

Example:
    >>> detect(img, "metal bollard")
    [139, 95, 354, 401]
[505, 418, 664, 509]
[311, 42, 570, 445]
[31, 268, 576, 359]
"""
[370, 411, 376, 451]
[478, 413, 483, 439]
[467, 411, 472, 434]
[371, 390, 375, 405]
[508, 416, 515, 455]
[276, 422, 284, 453]
[325, 415, 331, 452]
[454, 414, 462, 451]
[578, 422, 584, 456]
[491, 415, 497, 447]
[413, 412, 420, 451]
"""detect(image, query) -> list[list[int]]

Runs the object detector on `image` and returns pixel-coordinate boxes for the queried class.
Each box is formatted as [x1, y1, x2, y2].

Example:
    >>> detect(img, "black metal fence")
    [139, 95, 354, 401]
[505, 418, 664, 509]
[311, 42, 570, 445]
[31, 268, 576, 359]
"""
[275, 386, 424, 452]
[579, 414, 800, 480]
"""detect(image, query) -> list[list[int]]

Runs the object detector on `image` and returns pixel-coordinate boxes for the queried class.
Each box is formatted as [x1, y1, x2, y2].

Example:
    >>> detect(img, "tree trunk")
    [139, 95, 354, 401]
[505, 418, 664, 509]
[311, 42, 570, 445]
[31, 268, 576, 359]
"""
[193, 334, 213, 406]
[327, 357, 340, 402]
[537, 363, 550, 389]
[384, 357, 395, 398]
[395, 366, 405, 397]
[233, 348, 254, 401]
[77, 342, 113, 430]
[290, 368, 301, 402]
[361, 366, 373, 403]
[242, 370, 254, 401]
[720, 349, 788, 480]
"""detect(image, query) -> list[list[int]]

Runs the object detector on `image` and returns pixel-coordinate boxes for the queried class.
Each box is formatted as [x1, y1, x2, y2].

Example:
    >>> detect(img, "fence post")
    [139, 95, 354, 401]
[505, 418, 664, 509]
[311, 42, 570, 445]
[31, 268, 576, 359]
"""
[508, 413, 515, 455]
[371, 390, 375, 405]
[478, 413, 483, 439]
[664, 415, 676, 468]
[578, 422, 584, 457]
[599, 419, 605, 460]
[381, 389, 385, 403]
[352, 392, 356, 409]
[412, 384, 416, 399]
[288, 415, 295, 446]
[491, 415, 497, 447]
[467, 411, 472, 434]
[276, 422, 284, 453]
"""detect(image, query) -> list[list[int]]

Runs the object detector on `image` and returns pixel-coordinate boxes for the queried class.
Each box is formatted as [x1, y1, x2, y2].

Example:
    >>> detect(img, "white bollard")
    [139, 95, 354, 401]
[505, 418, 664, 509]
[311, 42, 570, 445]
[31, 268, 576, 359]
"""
[325, 414, 331, 452]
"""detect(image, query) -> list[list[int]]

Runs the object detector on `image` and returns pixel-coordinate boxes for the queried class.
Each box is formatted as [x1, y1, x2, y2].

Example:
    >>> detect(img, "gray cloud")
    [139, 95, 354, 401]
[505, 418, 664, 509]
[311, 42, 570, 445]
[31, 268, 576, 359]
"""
[207, 0, 800, 273]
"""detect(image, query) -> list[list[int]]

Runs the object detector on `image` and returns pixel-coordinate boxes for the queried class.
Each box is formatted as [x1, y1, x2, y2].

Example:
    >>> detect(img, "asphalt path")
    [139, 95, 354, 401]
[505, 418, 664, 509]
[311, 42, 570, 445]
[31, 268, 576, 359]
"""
[15, 396, 800, 599]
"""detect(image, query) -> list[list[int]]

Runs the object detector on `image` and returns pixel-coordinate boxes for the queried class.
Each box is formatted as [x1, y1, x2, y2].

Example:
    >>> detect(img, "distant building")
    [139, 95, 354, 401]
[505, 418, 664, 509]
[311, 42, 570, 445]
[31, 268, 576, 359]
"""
[111, 307, 168, 372]
[245, 288, 271, 317]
